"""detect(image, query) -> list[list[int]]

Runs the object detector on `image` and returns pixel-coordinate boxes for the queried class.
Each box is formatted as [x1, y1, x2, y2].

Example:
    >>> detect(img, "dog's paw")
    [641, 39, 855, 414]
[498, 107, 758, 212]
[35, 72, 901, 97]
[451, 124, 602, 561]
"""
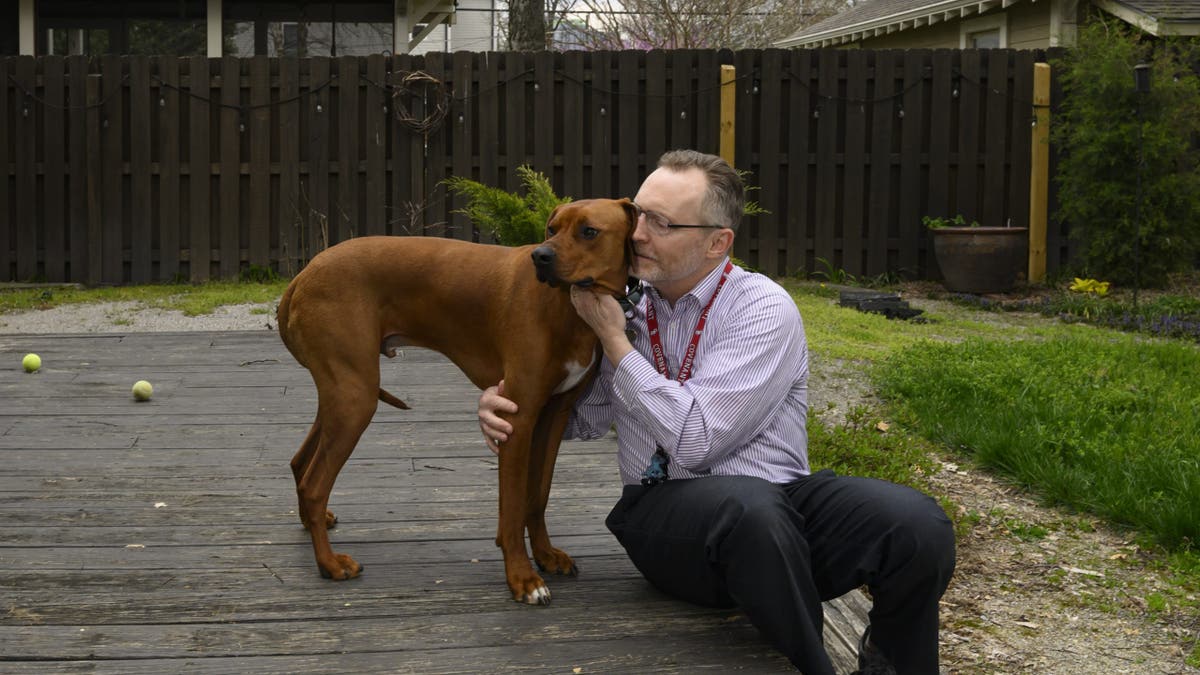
[318, 553, 362, 580]
[514, 583, 552, 606]
[534, 548, 579, 577]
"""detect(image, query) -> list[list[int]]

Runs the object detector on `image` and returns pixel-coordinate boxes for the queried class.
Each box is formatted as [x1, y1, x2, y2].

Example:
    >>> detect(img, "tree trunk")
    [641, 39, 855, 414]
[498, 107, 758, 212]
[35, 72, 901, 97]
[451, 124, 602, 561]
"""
[508, 0, 547, 50]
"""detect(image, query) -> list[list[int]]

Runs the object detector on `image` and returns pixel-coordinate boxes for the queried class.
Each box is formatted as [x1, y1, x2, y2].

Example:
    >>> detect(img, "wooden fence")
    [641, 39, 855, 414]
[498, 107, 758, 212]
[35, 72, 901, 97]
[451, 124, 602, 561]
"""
[0, 49, 1064, 284]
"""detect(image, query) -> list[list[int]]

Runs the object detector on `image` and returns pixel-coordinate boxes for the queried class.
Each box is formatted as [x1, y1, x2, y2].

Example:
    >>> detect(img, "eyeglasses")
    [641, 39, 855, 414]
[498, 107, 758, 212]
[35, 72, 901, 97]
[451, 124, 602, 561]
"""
[631, 201, 725, 236]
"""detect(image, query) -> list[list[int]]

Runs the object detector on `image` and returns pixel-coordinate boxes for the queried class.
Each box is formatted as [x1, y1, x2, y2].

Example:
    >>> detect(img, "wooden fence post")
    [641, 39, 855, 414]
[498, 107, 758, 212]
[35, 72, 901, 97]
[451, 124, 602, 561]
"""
[720, 64, 736, 167]
[1028, 62, 1051, 284]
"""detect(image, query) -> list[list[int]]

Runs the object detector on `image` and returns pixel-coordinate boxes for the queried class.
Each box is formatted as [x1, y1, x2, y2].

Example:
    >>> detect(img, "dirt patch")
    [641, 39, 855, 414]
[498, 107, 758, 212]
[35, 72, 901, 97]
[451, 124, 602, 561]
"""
[809, 348, 1198, 674]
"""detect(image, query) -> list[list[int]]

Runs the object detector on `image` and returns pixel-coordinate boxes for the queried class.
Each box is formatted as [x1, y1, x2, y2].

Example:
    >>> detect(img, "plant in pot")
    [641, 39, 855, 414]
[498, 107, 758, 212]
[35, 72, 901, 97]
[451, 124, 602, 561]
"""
[924, 215, 1028, 294]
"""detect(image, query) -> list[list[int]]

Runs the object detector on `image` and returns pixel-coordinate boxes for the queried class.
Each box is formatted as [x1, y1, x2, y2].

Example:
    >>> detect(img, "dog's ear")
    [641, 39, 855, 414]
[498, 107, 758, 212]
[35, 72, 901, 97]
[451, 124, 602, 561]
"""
[618, 198, 639, 270]
[542, 202, 567, 241]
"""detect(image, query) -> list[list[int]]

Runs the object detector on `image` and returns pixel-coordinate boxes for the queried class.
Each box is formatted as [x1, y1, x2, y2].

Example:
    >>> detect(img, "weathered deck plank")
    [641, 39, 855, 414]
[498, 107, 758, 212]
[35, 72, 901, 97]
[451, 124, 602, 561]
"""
[0, 330, 869, 673]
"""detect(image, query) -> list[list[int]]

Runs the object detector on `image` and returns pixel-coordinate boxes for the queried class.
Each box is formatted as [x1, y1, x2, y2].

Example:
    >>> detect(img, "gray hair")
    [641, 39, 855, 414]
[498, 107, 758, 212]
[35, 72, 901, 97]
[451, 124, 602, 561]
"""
[657, 149, 745, 232]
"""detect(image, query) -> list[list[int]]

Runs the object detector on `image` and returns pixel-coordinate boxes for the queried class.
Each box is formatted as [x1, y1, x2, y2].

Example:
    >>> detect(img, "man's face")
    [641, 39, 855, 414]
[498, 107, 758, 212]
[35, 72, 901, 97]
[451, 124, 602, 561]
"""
[630, 167, 714, 286]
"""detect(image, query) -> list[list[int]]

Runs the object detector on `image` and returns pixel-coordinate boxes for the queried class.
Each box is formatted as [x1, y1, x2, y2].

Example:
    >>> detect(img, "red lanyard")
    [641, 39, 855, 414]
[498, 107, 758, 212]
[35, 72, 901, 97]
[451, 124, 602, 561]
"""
[644, 260, 733, 383]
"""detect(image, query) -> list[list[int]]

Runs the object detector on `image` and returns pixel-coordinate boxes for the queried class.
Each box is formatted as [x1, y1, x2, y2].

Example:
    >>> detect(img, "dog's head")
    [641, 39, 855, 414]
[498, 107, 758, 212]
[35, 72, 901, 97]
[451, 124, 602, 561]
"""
[531, 198, 637, 295]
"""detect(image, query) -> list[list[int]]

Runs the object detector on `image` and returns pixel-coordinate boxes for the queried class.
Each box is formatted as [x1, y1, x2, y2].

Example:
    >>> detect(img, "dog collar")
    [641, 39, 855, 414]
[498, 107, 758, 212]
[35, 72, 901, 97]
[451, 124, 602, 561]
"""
[617, 277, 643, 343]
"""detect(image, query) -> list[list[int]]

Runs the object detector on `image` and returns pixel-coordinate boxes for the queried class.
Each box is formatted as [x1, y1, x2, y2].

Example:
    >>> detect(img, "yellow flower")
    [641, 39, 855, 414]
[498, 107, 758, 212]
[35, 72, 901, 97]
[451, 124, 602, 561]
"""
[1069, 278, 1110, 296]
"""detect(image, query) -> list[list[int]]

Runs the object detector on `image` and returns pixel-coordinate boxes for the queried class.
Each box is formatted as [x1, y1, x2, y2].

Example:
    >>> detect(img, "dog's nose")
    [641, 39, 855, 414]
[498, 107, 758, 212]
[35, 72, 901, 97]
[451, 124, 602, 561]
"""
[531, 246, 556, 268]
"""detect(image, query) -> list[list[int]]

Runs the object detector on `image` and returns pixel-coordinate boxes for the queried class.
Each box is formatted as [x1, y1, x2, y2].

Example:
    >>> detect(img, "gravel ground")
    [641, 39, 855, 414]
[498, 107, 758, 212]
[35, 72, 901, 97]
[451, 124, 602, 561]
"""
[0, 301, 277, 334]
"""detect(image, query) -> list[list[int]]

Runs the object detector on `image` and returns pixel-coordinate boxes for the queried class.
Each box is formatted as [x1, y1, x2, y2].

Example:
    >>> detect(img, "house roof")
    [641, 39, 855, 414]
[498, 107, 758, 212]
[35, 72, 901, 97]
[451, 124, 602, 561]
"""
[1093, 0, 1200, 35]
[776, 0, 1200, 48]
[775, 0, 1030, 48]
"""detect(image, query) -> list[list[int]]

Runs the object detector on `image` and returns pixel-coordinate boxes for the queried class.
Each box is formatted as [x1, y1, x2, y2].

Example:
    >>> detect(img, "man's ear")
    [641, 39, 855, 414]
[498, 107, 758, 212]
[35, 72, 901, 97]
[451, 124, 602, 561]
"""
[708, 228, 735, 259]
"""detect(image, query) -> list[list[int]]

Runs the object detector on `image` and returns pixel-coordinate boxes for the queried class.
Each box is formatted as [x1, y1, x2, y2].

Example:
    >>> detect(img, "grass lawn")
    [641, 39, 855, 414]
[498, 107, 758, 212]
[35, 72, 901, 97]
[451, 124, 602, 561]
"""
[0, 280, 289, 317]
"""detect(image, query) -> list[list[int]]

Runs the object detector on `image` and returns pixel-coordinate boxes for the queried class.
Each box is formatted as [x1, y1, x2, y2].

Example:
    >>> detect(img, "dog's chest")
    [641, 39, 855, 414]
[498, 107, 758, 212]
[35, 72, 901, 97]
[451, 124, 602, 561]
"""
[553, 349, 599, 394]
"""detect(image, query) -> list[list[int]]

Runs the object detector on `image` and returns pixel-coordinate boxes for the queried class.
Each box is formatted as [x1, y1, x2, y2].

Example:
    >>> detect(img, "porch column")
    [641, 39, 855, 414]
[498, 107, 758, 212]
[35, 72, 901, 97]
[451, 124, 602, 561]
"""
[207, 0, 223, 57]
[19, 0, 35, 55]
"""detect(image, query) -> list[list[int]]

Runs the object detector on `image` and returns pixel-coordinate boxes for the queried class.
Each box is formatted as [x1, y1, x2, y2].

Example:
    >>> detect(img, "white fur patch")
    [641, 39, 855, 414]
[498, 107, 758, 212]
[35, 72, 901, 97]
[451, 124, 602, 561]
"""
[552, 351, 598, 394]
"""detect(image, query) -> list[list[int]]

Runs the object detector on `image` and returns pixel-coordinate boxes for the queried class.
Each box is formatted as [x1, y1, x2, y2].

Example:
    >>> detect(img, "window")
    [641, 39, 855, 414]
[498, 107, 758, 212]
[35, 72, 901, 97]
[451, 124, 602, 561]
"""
[959, 14, 1007, 49]
[46, 27, 109, 55]
[969, 28, 1001, 48]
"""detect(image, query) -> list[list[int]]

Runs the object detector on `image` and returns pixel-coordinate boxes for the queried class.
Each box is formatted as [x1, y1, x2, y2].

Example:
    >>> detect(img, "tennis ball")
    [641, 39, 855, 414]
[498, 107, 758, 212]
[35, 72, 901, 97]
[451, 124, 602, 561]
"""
[22, 353, 41, 373]
[132, 380, 153, 402]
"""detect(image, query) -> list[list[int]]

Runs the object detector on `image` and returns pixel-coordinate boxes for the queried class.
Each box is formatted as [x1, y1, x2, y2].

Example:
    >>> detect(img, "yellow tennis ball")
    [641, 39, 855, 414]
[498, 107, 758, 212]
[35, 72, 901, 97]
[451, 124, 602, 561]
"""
[132, 380, 153, 401]
[22, 353, 41, 373]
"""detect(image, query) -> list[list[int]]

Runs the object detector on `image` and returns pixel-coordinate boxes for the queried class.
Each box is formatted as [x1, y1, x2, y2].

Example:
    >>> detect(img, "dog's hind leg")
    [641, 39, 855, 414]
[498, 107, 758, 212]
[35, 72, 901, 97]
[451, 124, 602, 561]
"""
[296, 377, 378, 580]
[290, 423, 338, 529]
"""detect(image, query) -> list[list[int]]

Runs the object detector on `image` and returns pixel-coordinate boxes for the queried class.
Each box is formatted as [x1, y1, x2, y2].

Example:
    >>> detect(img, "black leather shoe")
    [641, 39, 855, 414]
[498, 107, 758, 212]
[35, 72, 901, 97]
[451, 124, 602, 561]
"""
[851, 626, 897, 675]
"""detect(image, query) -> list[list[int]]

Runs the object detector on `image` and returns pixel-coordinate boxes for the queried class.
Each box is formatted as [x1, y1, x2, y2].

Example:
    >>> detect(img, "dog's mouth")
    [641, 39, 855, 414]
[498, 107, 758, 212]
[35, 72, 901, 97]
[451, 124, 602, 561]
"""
[533, 270, 595, 289]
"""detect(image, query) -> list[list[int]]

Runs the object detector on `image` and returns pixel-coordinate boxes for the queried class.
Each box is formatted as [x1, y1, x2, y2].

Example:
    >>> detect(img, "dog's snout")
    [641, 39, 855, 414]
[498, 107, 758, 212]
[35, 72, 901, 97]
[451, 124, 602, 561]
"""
[531, 246, 556, 268]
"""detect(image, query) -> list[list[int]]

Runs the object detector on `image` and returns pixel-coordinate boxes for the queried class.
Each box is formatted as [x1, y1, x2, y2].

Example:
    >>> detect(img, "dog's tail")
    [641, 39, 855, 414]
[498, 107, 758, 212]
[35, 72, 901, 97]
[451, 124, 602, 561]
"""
[379, 388, 410, 410]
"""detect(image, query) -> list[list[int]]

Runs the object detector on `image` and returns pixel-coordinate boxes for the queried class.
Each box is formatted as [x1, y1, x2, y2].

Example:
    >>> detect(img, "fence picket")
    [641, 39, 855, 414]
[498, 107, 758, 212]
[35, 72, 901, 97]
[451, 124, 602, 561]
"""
[157, 56, 181, 280]
[0, 58, 9, 281]
[248, 56, 271, 267]
[15, 56, 36, 281]
[129, 56, 153, 283]
[43, 56, 67, 281]
[187, 56, 211, 282]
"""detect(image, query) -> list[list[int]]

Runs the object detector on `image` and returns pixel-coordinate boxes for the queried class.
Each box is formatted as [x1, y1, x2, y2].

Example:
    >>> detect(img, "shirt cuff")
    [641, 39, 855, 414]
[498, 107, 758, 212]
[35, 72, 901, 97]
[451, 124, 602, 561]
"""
[612, 350, 663, 413]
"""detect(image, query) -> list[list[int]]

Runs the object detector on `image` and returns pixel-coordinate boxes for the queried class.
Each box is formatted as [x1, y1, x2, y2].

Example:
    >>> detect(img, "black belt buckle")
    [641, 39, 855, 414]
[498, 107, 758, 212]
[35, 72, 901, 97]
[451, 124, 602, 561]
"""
[640, 447, 670, 486]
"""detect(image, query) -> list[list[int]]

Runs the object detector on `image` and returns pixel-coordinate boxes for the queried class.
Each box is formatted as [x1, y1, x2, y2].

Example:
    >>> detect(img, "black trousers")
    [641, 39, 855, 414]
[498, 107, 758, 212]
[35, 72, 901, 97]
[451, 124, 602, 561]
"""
[605, 470, 955, 674]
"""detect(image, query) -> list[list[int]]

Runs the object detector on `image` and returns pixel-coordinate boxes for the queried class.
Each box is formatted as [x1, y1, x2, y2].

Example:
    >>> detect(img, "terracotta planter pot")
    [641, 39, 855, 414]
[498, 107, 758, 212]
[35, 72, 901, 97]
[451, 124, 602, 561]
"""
[931, 227, 1029, 294]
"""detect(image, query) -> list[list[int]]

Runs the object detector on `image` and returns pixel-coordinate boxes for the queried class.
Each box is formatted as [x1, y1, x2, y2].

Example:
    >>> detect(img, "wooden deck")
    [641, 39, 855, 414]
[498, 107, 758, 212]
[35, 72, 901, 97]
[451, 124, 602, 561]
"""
[0, 330, 869, 673]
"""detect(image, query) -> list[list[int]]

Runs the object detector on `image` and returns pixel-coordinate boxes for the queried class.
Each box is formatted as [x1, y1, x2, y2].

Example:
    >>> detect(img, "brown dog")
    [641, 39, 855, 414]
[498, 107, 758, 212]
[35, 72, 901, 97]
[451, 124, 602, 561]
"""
[276, 198, 637, 604]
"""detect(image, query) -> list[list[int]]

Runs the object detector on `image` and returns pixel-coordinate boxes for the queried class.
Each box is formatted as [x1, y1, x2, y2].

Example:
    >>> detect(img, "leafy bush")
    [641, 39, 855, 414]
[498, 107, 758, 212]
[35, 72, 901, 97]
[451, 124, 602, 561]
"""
[1052, 21, 1200, 286]
[443, 166, 571, 246]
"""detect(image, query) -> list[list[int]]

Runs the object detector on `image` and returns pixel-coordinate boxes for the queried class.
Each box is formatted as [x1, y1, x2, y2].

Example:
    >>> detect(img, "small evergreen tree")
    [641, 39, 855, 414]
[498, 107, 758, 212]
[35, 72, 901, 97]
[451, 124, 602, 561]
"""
[443, 166, 571, 246]
[1052, 20, 1200, 287]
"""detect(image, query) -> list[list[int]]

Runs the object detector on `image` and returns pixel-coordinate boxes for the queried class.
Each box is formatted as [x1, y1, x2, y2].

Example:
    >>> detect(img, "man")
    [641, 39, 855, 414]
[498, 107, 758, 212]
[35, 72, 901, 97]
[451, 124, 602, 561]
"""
[478, 150, 955, 674]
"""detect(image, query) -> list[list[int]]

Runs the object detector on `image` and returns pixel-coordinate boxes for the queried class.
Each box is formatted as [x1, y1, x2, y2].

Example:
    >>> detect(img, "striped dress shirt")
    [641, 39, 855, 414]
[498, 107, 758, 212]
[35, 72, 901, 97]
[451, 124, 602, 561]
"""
[565, 258, 811, 486]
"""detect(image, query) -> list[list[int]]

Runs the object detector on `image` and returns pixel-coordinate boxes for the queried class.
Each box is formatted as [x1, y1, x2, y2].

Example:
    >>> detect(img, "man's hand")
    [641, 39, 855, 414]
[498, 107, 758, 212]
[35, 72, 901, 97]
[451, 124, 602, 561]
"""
[570, 286, 634, 364]
[478, 380, 518, 456]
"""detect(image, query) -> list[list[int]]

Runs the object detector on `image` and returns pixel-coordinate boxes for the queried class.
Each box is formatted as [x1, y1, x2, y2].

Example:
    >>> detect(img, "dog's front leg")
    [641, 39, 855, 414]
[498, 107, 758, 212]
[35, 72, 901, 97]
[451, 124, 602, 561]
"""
[525, 392, 579, 577]
[495, 408, 552, 605]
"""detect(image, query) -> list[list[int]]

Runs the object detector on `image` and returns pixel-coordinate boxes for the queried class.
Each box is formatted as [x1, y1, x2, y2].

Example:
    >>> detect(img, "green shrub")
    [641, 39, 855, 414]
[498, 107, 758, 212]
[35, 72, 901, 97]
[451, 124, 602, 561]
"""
[443, 166, 571, 246]
[1052, 21, 1200, 287]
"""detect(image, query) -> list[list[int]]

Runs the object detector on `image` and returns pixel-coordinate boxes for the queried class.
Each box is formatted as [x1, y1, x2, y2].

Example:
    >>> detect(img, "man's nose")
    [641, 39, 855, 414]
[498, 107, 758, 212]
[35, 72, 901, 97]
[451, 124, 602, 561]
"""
[631, 215, 651, 242]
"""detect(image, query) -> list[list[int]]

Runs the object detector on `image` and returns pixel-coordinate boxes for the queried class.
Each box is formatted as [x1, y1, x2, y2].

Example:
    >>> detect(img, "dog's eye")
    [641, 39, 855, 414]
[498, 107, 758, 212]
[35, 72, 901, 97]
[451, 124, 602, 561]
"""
[546, 225, 557, 237]
[581, 226, 599, 240]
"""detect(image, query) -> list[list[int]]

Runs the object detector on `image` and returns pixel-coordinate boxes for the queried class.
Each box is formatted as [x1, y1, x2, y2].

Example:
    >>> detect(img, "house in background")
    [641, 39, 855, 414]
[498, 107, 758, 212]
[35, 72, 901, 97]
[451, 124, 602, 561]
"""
[776, 0, 1200, 50]
[2, 0, 499, 57]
